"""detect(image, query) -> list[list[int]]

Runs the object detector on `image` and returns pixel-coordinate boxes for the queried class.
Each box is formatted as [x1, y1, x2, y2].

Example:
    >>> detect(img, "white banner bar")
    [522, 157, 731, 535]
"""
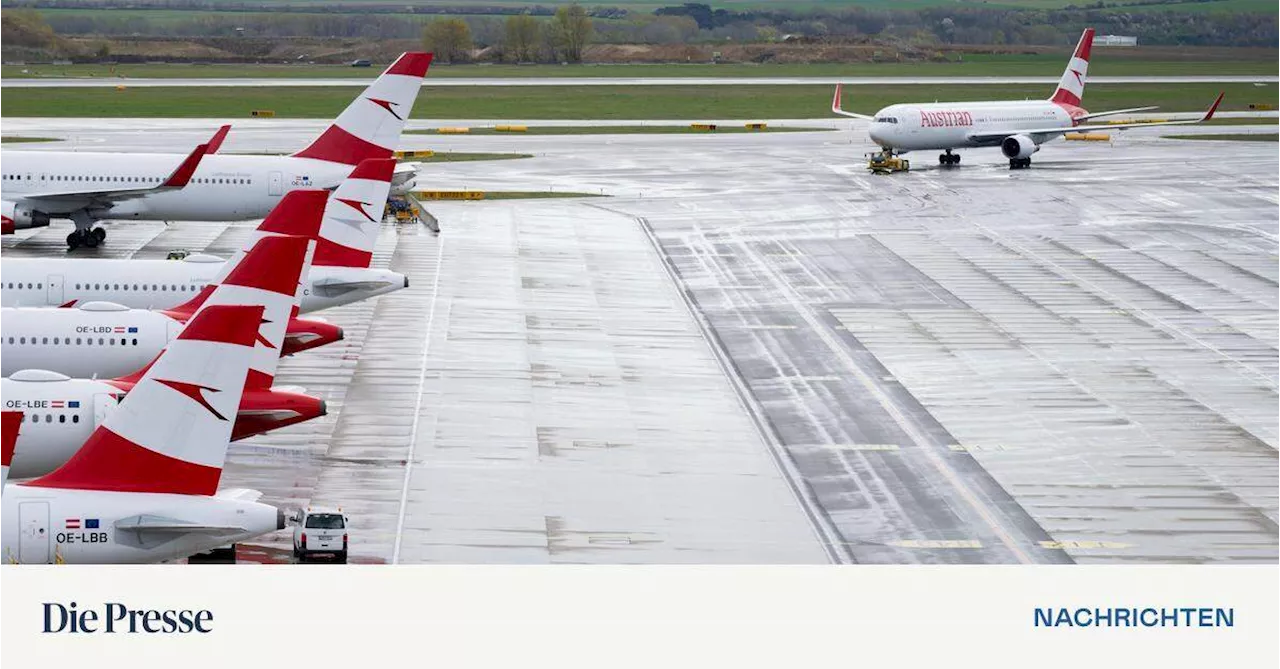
[3, 566, 1277, 668]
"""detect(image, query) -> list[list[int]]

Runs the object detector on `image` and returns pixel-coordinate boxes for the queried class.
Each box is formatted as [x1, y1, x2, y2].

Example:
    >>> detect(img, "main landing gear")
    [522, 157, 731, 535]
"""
[1008, 157, 1032, 170]
[939, 150, 961, 166]
[66, 226, 106, 250]
[66, 210, 106, 250]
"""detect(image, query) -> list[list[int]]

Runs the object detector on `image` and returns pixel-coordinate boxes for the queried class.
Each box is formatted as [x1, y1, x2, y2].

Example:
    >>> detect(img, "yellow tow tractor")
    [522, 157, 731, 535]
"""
[867, 149, 910, 174]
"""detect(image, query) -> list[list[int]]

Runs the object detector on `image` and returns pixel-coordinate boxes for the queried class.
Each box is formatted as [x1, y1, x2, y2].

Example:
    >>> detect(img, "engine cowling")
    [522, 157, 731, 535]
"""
[1000, 135, 1039, 160]
[1, 200, 52, 234]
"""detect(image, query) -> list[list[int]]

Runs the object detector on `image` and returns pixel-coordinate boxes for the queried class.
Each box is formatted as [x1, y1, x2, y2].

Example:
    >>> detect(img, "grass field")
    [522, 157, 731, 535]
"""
[405, 125, 829, 135]
[29, 0, 1280, 12]
[3, 83, 1274, 119]
[0, 136, 58, 143]
[6, 55, 1278, 80]
[1165, 132, 1279, 141]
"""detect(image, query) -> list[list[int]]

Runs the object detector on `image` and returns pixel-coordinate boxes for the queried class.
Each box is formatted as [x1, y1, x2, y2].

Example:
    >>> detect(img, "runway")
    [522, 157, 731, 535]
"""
[3, 75, 1276, 88]
[3, 118, 1277, 563]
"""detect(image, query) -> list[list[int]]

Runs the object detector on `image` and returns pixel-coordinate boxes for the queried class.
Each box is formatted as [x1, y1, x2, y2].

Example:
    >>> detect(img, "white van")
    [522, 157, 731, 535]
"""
[291, 506, 348, 563]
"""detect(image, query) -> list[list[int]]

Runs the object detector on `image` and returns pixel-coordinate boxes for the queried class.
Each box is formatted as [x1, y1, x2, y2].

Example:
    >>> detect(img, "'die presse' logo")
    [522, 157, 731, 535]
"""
[43, 602, 214, 634]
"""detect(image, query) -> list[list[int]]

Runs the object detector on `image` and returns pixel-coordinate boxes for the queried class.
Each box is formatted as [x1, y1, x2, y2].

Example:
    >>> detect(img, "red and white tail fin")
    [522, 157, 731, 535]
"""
[2, 411, 20, 488]
[166, 189, 328, 317]
[292, 52, 432, 166]
[1050, 28, 1094, 107]
[27, 305, 263, 496]
[197, 235, 313, 390]
[315, 157, 396, 268]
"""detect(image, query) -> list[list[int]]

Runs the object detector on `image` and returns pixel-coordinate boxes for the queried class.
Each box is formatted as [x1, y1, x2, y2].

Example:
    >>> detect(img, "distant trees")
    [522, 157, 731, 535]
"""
[423, 18, 472, 64]
[549, 4, 592, 63]
[1, 8, 59, 48]
[504, 14, 540, 63]
[3, 0, 1275, 57]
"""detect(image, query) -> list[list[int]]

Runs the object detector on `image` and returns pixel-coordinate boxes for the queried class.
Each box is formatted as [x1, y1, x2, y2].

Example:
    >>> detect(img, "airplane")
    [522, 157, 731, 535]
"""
[2, 304, 286, 564]
[0, 192, 344, 379]
[4, 234, 326, 480]
[831, 28, 1224, 171]
[1, 158, 406, 313]
[1, 51, 432, 249]
[2, 412, 18, 487]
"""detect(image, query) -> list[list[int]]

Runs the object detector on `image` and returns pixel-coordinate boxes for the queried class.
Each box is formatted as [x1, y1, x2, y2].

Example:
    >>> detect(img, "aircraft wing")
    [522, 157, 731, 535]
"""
[17, 142, 209, 205]
[831, 84, 874, 120]
[967, 93, 1223, 144]
[1076, 106, 1159, 122]
[206, 124, 231, 153]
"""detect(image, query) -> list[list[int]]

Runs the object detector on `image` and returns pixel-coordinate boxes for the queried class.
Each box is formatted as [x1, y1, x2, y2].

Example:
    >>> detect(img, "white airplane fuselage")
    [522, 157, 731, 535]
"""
[1, 375, 116, 479]
[2, 485, 281, 564]
[868, 100, 1080, 152]
[1, 152, 353, 222]
[2, 304, 182, 379]
[0, 255, 405, 313]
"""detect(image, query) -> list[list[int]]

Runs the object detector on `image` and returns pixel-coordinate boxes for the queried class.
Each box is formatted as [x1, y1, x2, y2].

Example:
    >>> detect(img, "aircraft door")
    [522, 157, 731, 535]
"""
[268, 171, 283, 196]
[18, 502, 51, 564]
[46, 274, 64, 304]
[94, 392, 120, 429]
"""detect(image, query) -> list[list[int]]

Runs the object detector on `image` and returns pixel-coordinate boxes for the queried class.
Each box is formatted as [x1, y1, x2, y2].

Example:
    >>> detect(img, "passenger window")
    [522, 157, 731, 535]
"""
[59, 415, 66, 424]
[132, 338, 138, 345]
[42, 337, 48, 344]
[19, 337, 25, 344]
[73, 415, 80, 423]
[76, 337, 82, 345]
[32, 415, 38, 423]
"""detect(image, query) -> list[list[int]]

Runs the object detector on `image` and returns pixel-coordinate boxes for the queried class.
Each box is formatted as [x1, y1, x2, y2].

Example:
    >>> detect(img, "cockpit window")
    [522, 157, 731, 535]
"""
[874, 116, 898, 124]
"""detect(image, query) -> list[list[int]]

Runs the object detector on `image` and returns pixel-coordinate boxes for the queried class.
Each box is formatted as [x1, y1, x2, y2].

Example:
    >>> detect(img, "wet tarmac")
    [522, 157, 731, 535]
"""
[3, 117, 1276, 563]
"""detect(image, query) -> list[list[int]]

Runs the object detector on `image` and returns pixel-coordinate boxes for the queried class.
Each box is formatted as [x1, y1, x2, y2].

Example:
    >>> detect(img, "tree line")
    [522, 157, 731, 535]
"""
[4, 1, 1276, 53]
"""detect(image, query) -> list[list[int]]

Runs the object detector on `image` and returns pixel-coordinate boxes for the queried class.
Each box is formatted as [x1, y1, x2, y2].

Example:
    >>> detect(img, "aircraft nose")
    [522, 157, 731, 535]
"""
[868, 124, 884, 146]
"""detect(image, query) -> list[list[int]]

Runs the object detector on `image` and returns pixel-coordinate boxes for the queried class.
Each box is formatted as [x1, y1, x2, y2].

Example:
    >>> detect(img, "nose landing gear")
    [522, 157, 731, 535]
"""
[939, 150, 961, 166]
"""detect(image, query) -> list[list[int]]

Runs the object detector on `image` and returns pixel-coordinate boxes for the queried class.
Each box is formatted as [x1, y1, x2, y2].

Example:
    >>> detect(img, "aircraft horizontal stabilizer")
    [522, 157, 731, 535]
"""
[114, 517, 249, 534]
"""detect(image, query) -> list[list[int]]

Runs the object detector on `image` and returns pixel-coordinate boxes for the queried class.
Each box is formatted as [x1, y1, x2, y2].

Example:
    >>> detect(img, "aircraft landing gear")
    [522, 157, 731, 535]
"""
[65, 227, 106, 251]
[939, 150, 960, 166]
[1008, 157, 1032, 170]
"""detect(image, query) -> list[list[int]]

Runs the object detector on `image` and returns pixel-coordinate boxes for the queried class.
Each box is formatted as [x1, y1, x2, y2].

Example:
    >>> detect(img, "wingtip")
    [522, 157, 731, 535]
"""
[162, 142, 209, 188]
[207, 124, 231, 154]
[1204, 92, 1225, 121]
[832, 83, 843, 112]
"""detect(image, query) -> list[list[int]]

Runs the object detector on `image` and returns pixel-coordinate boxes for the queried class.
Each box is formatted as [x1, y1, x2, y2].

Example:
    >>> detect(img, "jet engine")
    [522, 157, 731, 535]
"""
[1, 200, 52, 233]
[1000, 135, 1039, 160]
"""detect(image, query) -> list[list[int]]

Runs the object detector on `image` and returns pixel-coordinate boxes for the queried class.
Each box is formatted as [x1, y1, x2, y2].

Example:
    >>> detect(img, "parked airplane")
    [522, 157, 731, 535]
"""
[4, 234, 325, 480]
[2, 305, 285, 564]
[831, 28, 1223, 171]
[1, 159, 405, 313]
[1, 51, 432, 249]
[1, 193, 344, 379]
